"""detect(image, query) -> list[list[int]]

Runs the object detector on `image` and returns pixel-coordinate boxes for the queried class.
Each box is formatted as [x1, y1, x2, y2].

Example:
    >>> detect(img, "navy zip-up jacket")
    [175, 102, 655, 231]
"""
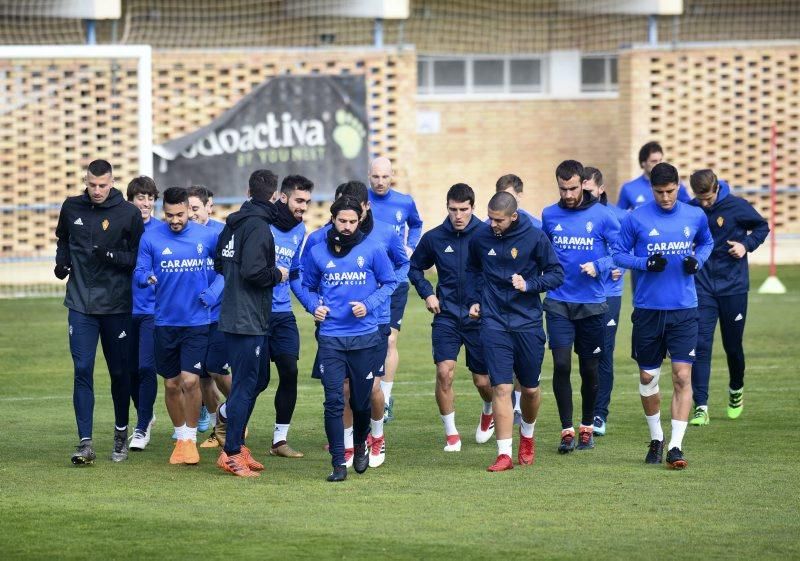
[689, 180, 769, 296]
[466, 214, 564, 331]
[409, 214, 483, 328]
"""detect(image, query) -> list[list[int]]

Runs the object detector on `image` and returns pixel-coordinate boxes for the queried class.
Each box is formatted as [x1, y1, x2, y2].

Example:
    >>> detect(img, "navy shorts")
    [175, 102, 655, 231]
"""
[155, 325, 209, 379]
[202, 321, 229, 377]
[631, 308, 699, 369]
[546, 311, 606, 358]
[432, 322, 486, 374]
[482, 327, 546, 388]
[389, 281, 410, 330]
[268, 312, 300, 360]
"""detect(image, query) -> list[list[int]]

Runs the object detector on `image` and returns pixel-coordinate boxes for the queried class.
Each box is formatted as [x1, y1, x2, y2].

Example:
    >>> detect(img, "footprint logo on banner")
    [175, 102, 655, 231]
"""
[333, 109, 366, 159]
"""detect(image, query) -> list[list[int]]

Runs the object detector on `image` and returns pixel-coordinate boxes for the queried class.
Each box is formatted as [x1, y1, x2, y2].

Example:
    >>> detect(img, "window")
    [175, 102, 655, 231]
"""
[581, 55, 618, 92]
[417, 55, 544, 95]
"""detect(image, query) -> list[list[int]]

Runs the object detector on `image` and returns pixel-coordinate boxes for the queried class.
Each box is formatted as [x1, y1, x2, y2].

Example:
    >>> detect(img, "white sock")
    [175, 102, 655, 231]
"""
[174, 425, 184, 440]
[381, 381, 394, 403]
[668, 419, 688, 450]
[273, 423, 290, 445]
[209, 412, 217, 426]
[186, 425, 197, 443]
[115, 425, 127, 432]
[513, 391, 522, 413]
[696, 405, 708, 411]
[370, 418, 384, 439]
[645, 412, 664, 441]
[520, 419, 536, 438]
[482, 401, 492, 415]
[344, 426, 354, 449]
[497, 437, 512, 457]
[440, 412, 458, 436]
[218, 402, 227, 420]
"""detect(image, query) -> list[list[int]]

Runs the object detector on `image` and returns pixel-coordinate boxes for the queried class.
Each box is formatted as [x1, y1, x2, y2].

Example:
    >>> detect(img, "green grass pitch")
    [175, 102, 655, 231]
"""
[1, 266, 799, 559]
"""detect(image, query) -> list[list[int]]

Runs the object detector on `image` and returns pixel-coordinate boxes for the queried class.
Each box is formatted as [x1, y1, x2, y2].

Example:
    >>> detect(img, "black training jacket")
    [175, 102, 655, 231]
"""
[55, 188, 144, 315]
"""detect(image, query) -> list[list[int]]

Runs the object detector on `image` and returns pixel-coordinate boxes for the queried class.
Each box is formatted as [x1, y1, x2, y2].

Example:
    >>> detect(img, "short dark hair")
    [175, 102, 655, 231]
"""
[127, 176, 159, 201]
[638, 141, 663, 165]
[281, 175, 314, 195]
[583, 166, 604, 186]
[650, 162, 679, 187]
[690, 169, 718, 195]
[446, 183, 475, 207]
[335, 181, 369, 205]
[187, 185, 212, 205]
[330, 195, 363, 219]
[556, 160, 584, 182]
[495, 174, 523, 194]
[488, 191, 517, 216]
[87, 159, 113, 177]
[163, 186, 189, 206]
[249, 170, 278, 202]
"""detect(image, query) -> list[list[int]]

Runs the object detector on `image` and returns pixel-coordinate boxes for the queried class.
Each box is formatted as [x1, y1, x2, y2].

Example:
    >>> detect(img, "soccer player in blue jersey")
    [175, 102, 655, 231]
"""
[127, 176, 160, 452]
[368, 157, 423, 422]
[187, 185, 230, 447]
[688, 170, 768, 425]
[467, 192, 564, 472]
[582, 167, 627, 436]
[617, 142, 691, 211]
[134, 187, 223, 466]
[542, 161, 621, 453]
[409, 183, 494, 451]
[612, 162, 714, 469]
[266, 175, 313, 457]
[299, 196, 398, 482]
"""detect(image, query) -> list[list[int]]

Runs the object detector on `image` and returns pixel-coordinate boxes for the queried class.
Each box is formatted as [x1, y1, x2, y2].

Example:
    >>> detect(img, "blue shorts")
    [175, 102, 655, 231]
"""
[482, 327, 546, 388]
[389, 281, 410, 330]
[202, 322, 229, 377]
[631, 308, 699, 369]
[546, 311, 605, 358]
[155, 325, 209, 379]
[432, 322, 486, 374]
[268, 312, 300, 359]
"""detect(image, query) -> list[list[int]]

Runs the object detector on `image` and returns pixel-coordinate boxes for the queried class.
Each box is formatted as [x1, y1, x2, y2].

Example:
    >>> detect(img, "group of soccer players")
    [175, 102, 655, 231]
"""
[55, 140, 768, 480]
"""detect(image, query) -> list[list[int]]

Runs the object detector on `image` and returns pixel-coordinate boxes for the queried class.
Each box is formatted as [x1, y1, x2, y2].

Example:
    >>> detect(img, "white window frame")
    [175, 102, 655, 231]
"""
[580, 53, 618, 93]
[417, 54, 547, 98]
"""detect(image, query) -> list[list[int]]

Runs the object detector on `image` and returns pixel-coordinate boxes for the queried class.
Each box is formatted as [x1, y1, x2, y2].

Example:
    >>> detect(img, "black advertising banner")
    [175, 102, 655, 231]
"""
[153, 75, 368, 200]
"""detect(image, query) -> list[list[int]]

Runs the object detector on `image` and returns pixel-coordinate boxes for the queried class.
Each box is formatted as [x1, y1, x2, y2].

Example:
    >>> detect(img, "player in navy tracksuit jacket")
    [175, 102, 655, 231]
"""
[299, 196, 397, 482]
[612, 163, 713, 470]
[466, 192, 564, 472]
[409, 183, 494, 451]
[688, 170, 769, 425]
[541, 161, 621, 454]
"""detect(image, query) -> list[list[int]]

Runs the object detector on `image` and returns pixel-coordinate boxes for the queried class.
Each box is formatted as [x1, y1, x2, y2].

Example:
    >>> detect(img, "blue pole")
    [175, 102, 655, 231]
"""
[85, 19, 96, 45]
[648, 14, 658, 45]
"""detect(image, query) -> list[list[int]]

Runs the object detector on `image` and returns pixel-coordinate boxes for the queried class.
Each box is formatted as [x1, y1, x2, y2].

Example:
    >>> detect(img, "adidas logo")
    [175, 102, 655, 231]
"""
[689, 349, 696, 357]
[487, 248, 496, 256]
[735, 313, 743, 321]
[221, 235, 235, 258]
[194, 362, 202, 369]
[73, 217, 83, 225]
[593, 347, 602, 354]
[649, 228, 660, 236]
[366, 372, 374, 380]
[326, 260, 336, 269]
[635, 195, 646, 203]
[117, 331, 127, 339]
[554, 224, 563, 232]
[397, 319, 402, 325]
[607, 319, 616, 327]
[444, 245, 454, 253]
[379, 364, 384, 373]
[161, 247, 173, 255]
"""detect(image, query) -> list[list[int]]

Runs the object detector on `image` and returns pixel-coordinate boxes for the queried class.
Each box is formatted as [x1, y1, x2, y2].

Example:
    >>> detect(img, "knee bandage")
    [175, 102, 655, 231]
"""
[639, 367, 661, 397]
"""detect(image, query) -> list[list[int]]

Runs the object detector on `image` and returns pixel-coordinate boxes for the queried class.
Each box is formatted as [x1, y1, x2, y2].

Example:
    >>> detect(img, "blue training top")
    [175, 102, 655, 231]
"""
[270, 220, 306, 313]
[611, 200, 714, 310]
[368, 189, 423, 249]
[134, 220, 223, 327]
[132, 217, 160, 315]
[617, 174, 691, 211]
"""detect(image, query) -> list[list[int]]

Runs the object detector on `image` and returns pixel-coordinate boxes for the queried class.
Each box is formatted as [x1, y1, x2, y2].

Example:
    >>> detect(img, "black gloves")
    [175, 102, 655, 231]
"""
[54, 264, 71, 280]
[683, 255, 699, 275]
[92, 246, 118, 265]
[646, 253, 667, 272]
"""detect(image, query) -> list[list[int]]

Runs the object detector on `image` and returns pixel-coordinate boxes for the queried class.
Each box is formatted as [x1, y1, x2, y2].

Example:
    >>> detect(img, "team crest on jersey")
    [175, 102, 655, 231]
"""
[510, 247, 518, 259]
[395, 210, 402, 223]
[586, 221, 593, 233]
[196, 243, 204, 255]
[717, 216, 724, 228]
[683, 226, 691, 238]
[101, 219, 109, 231]
[357, 256, 365, 268]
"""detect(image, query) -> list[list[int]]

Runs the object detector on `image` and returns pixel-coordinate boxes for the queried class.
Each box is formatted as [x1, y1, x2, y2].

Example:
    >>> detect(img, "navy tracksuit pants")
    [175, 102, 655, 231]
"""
[130, 314, 157, 433]
[594, 296, 621, 421]
[691, 293, 748, 406]
[223, 332, 270, 456]
[68, 309, 131, 440]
